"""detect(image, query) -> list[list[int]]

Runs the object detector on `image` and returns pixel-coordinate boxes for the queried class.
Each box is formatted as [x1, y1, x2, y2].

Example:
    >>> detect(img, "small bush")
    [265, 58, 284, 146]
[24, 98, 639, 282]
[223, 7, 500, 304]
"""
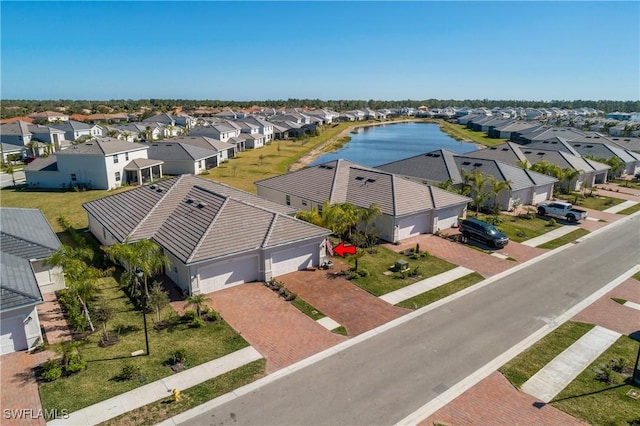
[120, 363, 138, 381]
[181, 310, 197, 321]
[357, 268, 369, 277]
[66, 354, 87, 374]
[547, 218, 557, 227]
[170, 349, 187, 365]
[609, 357, 629, 373]
[189, 317, 205, 328]
[42, 359, 62, 382]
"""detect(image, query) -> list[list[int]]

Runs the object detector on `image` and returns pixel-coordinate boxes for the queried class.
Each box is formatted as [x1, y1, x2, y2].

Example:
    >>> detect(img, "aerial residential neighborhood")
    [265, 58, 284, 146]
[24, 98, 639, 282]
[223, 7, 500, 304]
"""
[1, 1, 639, 426]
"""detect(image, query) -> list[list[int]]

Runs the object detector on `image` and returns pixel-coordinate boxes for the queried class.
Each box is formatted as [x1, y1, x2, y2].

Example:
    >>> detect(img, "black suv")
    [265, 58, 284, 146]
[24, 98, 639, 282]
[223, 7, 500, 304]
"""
[459, 218, 509, 248]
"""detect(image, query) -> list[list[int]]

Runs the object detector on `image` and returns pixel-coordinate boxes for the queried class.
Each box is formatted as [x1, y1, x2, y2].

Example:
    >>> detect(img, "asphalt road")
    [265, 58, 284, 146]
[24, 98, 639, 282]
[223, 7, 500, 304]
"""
[0, 170, 25, 188]
[181, 214, 640, 426]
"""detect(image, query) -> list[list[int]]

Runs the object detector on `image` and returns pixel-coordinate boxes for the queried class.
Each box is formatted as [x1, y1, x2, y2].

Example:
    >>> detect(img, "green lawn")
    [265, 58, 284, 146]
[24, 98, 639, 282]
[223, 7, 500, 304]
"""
[607, 178, 640, 190]
[474, 213, 562, 243]
[396, 272, 484, 310]
[618, 202, 640, 215]
[291, 297, 326, 321]
[39, 277, 249, 415]
[555, 193, 624, 211]
[538, 228, 590, 250]
[434, 119, 506, 147]
[99, 359, 266, 426]
[343, 246, 457, 296]
[1, 186, 134, 231]
[551, 336, 640, 426]
[499, 321, 594, 388]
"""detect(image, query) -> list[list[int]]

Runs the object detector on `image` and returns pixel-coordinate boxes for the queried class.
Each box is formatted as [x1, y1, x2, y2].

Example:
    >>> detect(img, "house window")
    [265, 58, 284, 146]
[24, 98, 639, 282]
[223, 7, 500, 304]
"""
[125, 152, 129, 161]
[70, 173, 77, 181]
[115, 171, 121, 181]
[113, 154, 119, 164]
[286, 195, 291, 206]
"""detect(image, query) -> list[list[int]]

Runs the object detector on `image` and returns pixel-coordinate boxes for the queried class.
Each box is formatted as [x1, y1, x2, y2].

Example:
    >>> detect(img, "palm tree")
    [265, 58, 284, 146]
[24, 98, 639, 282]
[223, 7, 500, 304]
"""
[186, 293, 211, 319]
[516, 159, 530, 170]
[4, 162, 16, 187]
[359, 203, 381, 247]
[462, 170, 491, 216]
[490, 178, 512, 212]
[558, 168, 581, 193]
[47, 246, 102, 332]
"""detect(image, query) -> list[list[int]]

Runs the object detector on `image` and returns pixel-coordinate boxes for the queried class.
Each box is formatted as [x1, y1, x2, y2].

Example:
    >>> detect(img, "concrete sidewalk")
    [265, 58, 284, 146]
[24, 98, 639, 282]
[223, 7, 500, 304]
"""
[603, 200, 638, 214]
[379, 266, 474, 305]
[47, 346, 262, 426]
[520, 325, 621, 403]
[521, 225, 579, 247]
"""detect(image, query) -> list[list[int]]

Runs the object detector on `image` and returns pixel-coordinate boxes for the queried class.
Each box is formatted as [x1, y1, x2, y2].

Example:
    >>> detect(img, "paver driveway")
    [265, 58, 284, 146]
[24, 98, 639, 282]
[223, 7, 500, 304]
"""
[173, 283, 346, 374]
[278, 260, 411, 336]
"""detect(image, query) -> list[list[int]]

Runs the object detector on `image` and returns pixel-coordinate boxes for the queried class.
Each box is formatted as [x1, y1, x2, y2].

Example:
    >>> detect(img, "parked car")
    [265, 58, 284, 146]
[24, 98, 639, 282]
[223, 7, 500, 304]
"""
[459, 218, 509, 249]
[537, 201, 587, 223]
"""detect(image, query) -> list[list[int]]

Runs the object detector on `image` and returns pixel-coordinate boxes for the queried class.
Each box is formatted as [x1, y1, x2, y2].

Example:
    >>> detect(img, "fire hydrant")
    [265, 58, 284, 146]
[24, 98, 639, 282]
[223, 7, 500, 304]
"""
[171, 388, 181, 402]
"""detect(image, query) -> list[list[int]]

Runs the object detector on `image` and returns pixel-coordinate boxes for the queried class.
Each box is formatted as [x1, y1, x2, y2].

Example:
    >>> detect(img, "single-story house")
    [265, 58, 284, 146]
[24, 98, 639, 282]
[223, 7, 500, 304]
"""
[377, 149, 557, 210]
[146, 141, 221, 175]
[255, 159, 472, 242]
[83, 175, 331, 295]
[1, 208, 66, 354]
[24, 137, 163, 190]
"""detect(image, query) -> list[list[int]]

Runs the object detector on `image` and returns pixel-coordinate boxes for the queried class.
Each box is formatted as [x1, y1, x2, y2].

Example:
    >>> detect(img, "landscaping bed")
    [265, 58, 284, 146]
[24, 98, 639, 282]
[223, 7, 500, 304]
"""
[38, 276, 249, 415]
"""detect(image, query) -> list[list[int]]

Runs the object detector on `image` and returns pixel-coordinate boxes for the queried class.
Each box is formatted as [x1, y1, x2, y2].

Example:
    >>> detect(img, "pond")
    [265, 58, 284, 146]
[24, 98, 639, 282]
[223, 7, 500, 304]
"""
[310, 122, 478, 167]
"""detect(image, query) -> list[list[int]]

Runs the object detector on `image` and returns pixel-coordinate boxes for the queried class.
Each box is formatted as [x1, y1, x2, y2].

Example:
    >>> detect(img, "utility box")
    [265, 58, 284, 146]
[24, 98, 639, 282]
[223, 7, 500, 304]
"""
[395, 259, 409, 271]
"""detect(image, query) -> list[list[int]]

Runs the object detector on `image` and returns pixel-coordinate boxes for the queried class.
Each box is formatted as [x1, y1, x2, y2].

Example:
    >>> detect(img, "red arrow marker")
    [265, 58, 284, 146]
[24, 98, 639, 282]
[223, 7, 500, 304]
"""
[333, 242, 356, 257]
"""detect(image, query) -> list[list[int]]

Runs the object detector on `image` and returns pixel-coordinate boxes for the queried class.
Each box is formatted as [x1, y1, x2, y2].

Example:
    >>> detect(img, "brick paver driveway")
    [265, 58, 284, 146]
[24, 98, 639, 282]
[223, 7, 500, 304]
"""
[176, 283, 346, 374]
[385, 234, 516, 278]
[278, 260, 411, 336]
[1, 350, 54, 426]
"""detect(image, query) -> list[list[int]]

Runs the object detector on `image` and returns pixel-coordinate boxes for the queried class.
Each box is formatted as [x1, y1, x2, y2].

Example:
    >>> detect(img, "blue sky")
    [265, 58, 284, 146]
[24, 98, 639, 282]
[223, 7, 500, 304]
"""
[1, 1, 638, 101]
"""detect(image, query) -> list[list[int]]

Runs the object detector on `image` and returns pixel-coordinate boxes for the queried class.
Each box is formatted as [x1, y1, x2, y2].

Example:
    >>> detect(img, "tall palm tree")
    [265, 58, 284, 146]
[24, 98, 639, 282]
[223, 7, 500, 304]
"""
[490, 178, 512, 212]
[359, 203, 381, 246]
[186, 293, 211, 319]
[47, 246, 102, 332]
[558, 168, 581, 193]
[462, 170, 492, 215]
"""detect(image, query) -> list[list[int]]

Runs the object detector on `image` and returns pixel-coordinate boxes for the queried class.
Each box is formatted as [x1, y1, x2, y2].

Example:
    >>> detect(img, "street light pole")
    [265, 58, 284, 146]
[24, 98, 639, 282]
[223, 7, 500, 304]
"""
[633, 340, 640, 386]
[136, 269, 150, 356]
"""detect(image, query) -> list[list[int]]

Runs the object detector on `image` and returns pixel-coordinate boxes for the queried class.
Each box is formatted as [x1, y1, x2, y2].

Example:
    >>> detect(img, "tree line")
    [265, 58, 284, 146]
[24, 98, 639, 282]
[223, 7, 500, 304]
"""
[2, 98, 639, 119]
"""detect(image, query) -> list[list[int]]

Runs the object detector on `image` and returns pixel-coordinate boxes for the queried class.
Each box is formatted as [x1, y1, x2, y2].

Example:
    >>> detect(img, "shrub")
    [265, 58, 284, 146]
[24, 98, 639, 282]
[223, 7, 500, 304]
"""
[357, 268, 369, 277]
[609, 357, 629, 373]
[57, 289, 88, 332]
[284, 291, 297, 302]
[204, 309, 219, 322]
[189, 317, 205, 328]
[181, 310, 197, 321]
[65, 353, 87, 374]
[42, 359, 62, 382]
[120, 363, 138, 381]
[170, 348, 187, 365]
[547, 218, 557, 227]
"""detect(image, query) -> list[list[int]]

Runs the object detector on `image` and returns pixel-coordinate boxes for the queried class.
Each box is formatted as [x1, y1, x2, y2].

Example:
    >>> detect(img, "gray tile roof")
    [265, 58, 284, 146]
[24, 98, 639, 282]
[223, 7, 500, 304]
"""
[255, 159, 471, 217]
[83, 176, 317, 264]
[377, 149, 463, 184]
[147, 142, 216, 161]
[0, 121, 32, 138]
[57, 138, 148, 156]
[568, 141, 636, 163]
[528, 138, 581, 156]
[1, 208, 61, 311]
[24, 155, 59, 172]
[0, 142, 24, 153]
[123, 158, 164, 170]
[49, 120, 92, 132]
[454, 156, 557, 190]
[163, 136, 236, 153]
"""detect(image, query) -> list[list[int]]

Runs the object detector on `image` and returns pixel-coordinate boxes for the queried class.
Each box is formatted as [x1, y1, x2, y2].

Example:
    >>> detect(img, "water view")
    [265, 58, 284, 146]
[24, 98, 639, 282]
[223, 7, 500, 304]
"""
[310, 122, 478, 167]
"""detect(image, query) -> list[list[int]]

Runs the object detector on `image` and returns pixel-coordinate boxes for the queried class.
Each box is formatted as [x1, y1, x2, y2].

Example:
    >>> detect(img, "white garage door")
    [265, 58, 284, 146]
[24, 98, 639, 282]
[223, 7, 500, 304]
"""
[435, 206, 463, 231]
[271, 243, 318, 277]
[198, 255, 260, 294]
[1, 316, 27, 355]
[397, 213, 430, 241]
[532, 186, 552, 205]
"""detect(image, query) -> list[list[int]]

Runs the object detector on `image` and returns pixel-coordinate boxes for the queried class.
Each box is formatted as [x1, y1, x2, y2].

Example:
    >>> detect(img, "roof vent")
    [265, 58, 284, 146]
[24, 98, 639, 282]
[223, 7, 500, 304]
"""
[501, 148, 509, 151]
[473, 163, 483, 167]
[524, 151, 532, 154]
[537, 152, 545, 155]
[197, 202, 207, 209]
[574, 144, 581, 147]
[462, 161, 471, 165]
[586, 145, 593, 148]
[150, 185, 156, 189]
[365, 178, 376, 183]
[186, 199, 194, 204]
[355, 176, 365, 181]
[156, 188, 163, 193]
[490, 147, 497, 150]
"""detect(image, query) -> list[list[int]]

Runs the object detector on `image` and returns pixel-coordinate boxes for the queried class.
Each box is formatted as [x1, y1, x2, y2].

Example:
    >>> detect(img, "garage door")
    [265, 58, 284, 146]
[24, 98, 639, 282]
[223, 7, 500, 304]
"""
[271, 244, 318, 277]
[532, 187, 552, 205]
[397, 213, 430, 241]
[198, 255, 260, 294]
[1, 316, 27, 355]
[435, 206, 462, 231]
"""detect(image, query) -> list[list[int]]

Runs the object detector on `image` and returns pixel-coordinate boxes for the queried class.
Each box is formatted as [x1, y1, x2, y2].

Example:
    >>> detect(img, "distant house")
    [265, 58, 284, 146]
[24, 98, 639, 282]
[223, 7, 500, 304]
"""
[146, 136, 235, 174]
[24, 138, 163, 190]
[28, 111, 69, 123]
[49, 120, 102, 142]
[377, 150, 557, 210]
[0, 121, 63, 155]
[1, 142, 25, 163]
[255, 159, 471, 242]
[84, 175, 330, 294]
[1, 208, 65, 354]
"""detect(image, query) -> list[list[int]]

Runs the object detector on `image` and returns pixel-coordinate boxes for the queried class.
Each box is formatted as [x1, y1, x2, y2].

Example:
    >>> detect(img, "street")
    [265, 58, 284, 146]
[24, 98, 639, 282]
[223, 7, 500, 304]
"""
[179, 214, 640, 426]
[0, 170, 25, 188]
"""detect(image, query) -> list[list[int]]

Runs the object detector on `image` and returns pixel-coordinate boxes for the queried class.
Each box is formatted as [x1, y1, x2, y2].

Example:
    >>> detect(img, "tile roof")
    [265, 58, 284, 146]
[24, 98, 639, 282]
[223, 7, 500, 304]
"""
[123, 158, 164, 170]
[377, 149, 463, 184]
[24, 155, 59, 172]
[0, 120, 32, 137]
[255, 159, 470, 217]
[56, 138, 148, 156]
[1, 208, 62, 311]
[83, 176, 317, 264]
[454, 156, 557, 190]
[146, 142, 216, 161]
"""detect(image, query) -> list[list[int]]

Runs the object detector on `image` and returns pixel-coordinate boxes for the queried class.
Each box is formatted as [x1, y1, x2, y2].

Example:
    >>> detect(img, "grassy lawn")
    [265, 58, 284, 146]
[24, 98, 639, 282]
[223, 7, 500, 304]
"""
[499, 321, 594, 388]
[634, 271, 640, 281]
[39, 277, 249, 415]
[343, 246, 457, 296]
[433, 119, 506, 147]
[555, 193, 624, 211]
[538, 228, 590, 250]
[396, 272, 484, 310]
[618, 202, 640, 215]
[607, 178, 640, 190]
[473, 213, 562, 243]
[550, 335, 640, 426]
[291, 297, 326, 321]
[1, 186, 134, 231]
[99, 359, 266, 426]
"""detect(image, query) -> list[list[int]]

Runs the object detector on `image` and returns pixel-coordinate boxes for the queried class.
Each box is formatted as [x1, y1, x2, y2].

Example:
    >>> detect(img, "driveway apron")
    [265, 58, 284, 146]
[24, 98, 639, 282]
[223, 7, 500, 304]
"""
[195, 283, 346, 374]
[278, 262, 411, 336]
